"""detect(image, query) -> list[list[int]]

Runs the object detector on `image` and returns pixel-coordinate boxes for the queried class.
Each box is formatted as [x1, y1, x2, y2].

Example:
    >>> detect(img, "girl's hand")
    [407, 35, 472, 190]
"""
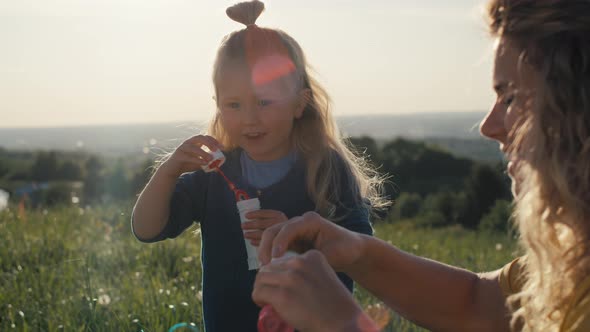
[252, 250, 378, 332]
[241, 210, 288, 247]
[258, 212, 366, 273]
[159, 135, 223, 178]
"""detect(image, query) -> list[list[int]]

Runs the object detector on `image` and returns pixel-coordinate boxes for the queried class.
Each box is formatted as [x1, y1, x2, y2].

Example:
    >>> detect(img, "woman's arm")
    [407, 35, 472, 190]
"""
[348, 234, 509, 332]
[257, 213, 510, 332]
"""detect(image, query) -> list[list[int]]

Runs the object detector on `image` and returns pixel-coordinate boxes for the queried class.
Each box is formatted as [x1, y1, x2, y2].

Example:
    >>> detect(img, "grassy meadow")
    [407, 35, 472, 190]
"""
[0, 204, 519, 331]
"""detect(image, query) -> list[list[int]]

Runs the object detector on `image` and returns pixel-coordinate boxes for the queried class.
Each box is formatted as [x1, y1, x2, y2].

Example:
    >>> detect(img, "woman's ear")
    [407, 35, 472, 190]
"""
[295, 88, 311, 119]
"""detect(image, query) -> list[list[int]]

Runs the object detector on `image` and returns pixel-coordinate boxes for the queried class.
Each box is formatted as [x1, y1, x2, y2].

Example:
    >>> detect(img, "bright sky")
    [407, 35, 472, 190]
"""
[0, 0, 495, 128]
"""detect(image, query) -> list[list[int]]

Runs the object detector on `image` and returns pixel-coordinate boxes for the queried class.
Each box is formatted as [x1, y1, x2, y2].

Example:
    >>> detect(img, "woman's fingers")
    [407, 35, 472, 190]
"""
[268, 212, 323, 259]
[253, 253, 306, 305]
[258, 216, 304, 265]
[252, 250, 371, 332]
[252, 270, 286, 307]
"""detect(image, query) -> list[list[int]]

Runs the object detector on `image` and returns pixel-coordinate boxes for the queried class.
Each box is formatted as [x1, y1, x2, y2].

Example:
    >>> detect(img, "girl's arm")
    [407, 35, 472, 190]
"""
[132, 165, 179, 240]
[132, 135, 222, 241]
[258, 213, 511, 332]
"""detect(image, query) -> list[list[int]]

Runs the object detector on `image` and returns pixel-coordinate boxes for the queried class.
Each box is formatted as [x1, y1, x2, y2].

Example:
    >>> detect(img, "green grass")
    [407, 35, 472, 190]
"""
[0, 205, 519, 331]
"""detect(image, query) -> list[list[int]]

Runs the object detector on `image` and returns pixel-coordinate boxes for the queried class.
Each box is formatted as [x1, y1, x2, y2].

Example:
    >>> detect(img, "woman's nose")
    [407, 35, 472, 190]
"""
[480, 104, 507, 144]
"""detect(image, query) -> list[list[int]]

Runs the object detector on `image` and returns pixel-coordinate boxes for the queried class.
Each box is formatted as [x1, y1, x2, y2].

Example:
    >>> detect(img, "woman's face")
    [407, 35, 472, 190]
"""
[480, 37, 538, 196]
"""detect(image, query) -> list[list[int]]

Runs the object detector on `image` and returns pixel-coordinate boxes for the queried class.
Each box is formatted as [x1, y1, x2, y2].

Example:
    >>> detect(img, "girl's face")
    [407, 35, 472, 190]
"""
[480, 37, 538, 196]
[216, 59, 305, 161]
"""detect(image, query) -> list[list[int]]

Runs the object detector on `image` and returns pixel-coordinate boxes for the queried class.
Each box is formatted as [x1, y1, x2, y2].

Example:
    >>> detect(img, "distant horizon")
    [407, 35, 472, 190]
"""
[0, 110, 488, 130]
[0, 111, 490, 155]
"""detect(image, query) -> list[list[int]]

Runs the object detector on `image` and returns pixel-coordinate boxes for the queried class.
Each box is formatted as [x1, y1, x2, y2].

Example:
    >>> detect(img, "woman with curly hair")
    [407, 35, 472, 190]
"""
[251, 1, 590, 331]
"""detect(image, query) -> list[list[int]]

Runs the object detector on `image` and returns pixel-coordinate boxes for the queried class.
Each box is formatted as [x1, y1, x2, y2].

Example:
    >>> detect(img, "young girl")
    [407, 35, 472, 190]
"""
[131, 1, 387, 331]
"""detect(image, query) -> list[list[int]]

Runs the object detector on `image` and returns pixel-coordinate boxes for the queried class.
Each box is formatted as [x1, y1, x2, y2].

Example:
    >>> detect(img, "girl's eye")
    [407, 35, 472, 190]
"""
[258, 99, 273, 107]
[227, 102, 240, 109]
[502, 95, 514, 107]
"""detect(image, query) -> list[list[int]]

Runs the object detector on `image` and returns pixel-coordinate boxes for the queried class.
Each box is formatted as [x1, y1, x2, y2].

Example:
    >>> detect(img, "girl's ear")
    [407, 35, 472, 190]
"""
[295, 88, 311, 119]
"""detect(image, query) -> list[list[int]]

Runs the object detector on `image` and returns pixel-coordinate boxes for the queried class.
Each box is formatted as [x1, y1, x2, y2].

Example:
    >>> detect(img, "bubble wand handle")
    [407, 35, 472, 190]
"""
[214, 165, 250, 201]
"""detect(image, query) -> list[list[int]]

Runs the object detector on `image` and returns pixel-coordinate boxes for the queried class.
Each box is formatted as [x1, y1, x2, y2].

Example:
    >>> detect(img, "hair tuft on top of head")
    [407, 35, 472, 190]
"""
[226, 0, 265, 27]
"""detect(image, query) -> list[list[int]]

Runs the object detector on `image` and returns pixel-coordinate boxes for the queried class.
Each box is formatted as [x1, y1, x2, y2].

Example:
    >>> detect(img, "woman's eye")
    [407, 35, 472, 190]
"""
[503, 96, 514, 107]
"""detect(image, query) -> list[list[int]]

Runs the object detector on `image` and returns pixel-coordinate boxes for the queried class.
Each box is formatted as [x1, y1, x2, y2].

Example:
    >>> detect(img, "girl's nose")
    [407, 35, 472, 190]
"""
[242, 103, 260, 124]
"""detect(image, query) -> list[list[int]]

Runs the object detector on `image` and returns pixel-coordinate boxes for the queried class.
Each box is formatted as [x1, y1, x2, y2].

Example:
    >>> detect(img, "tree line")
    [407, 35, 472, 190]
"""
[0, 137, 513, 232]
[349, 137, 512, 233]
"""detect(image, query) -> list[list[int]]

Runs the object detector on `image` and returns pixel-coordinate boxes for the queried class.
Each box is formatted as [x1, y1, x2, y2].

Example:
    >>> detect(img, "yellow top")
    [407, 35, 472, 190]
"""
[498, 257, 590, 332]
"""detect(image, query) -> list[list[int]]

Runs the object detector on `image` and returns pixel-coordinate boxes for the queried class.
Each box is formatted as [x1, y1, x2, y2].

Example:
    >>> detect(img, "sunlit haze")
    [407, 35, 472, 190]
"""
[1, 0, 495, 128]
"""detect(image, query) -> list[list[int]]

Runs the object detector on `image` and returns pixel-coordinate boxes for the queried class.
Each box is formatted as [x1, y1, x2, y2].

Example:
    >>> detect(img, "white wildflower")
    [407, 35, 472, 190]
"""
[97, 294, 111, 306]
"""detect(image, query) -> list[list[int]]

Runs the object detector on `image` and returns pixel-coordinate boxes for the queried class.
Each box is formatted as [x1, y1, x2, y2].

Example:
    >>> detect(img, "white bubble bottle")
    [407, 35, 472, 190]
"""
[236, 197, 261, 270]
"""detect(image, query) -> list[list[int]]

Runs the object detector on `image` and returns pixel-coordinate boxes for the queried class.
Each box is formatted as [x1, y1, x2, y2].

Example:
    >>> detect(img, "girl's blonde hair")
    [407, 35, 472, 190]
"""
[208, 0, 389, 218]
[487, 0, 590, 330]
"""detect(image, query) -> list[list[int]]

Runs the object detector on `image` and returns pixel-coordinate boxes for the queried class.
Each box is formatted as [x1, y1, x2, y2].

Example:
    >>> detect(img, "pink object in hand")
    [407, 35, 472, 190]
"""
[258, 305, 294, 332]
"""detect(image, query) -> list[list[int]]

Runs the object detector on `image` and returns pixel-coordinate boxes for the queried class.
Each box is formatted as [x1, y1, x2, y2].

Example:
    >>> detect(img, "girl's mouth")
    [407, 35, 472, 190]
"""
[243, 132, 266, 140]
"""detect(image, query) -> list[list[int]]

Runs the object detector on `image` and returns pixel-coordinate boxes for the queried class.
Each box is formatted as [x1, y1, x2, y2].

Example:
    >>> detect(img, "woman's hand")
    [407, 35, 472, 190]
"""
[159, 135, 224, 178]
[252, 250, 377, 332]
[241, 210, 288, 246]
[257, 211, 366, 273]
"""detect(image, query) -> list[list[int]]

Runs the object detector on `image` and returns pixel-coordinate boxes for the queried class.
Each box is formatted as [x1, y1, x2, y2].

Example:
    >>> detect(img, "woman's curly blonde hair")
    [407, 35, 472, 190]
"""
[487, 0, 590, 330]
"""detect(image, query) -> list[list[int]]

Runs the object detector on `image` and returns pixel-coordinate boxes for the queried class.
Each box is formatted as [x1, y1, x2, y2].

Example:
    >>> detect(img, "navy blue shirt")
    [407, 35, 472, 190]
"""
[134, 149, 373, 332]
